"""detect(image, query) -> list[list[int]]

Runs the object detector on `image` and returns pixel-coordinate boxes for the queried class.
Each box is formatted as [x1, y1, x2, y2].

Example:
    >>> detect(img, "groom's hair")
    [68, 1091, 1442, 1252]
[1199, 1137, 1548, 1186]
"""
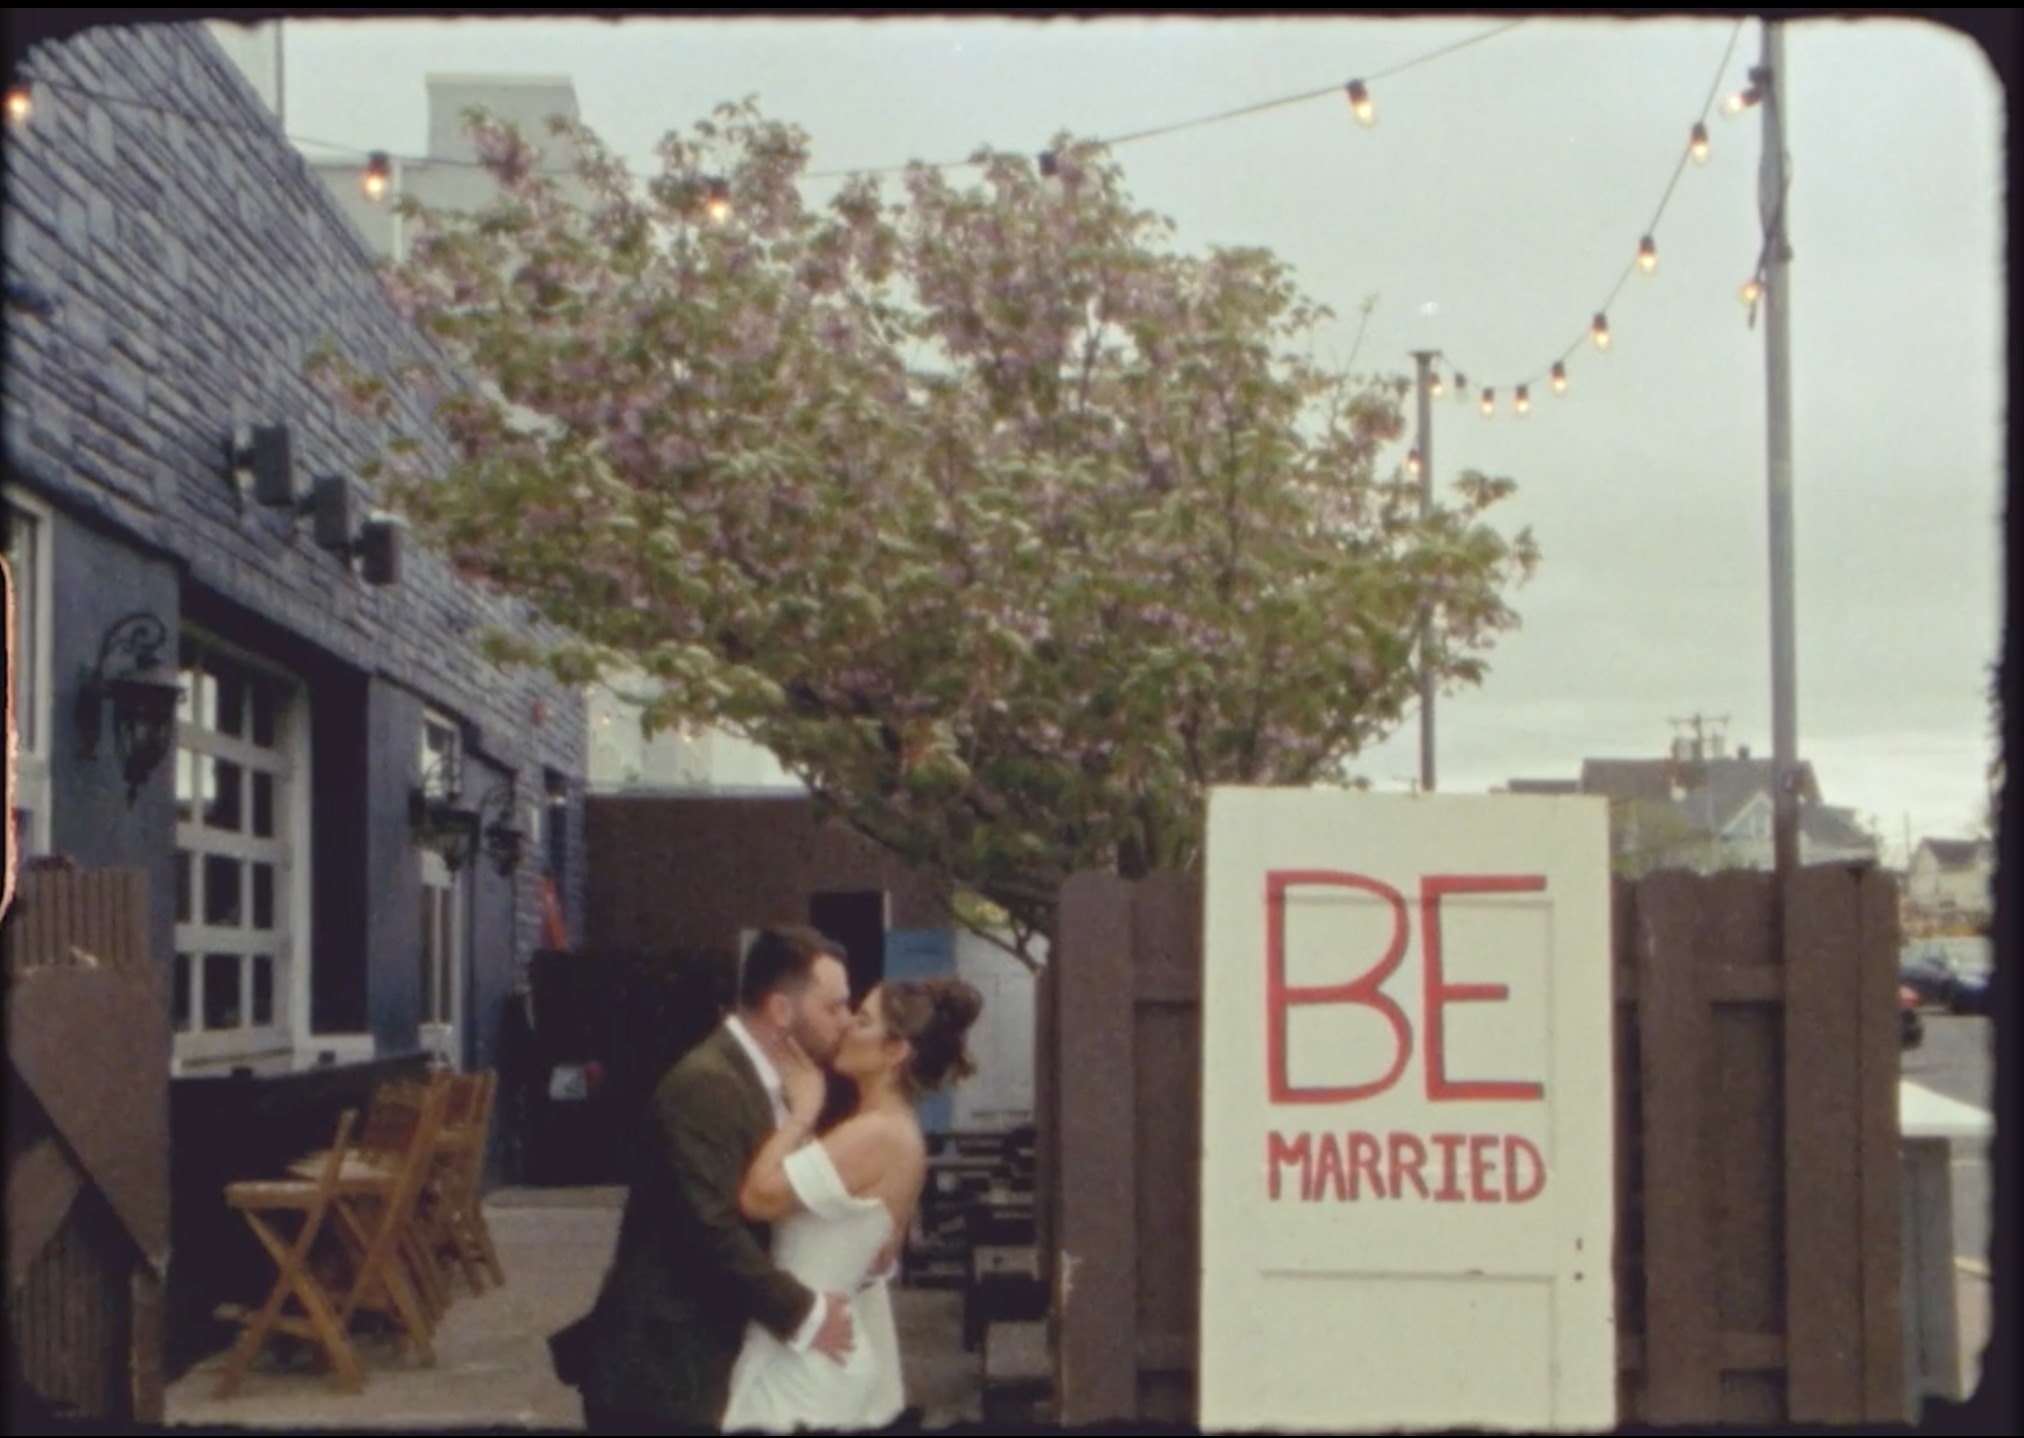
[738, 925, 847, 1012]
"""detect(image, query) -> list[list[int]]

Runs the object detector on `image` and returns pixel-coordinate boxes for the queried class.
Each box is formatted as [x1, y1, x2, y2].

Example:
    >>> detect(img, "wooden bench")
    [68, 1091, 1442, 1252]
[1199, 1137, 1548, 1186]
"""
[982, 1319, 1051, 1425]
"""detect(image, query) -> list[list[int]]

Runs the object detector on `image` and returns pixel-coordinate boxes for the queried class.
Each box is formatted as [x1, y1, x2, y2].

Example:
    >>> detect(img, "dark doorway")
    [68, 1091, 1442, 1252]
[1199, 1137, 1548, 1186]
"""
[809, 890, 886, 1004]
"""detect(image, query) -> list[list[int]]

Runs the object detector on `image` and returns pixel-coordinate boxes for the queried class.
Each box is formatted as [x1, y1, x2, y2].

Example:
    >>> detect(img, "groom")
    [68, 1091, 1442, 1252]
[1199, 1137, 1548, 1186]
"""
[555, 925, 861, 1432]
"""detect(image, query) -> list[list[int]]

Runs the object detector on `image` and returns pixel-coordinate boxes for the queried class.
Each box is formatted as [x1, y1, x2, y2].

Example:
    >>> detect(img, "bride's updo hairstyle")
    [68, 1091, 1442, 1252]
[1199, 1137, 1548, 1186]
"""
[880, 977, 983, 1095]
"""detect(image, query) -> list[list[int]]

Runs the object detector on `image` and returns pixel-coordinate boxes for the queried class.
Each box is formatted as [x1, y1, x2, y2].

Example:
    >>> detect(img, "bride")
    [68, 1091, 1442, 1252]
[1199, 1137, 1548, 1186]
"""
[723, 975, 985, 1433]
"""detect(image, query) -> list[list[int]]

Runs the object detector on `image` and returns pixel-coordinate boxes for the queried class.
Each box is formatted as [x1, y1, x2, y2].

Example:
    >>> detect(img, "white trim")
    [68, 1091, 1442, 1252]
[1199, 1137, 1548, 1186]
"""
[3, 485, 55, 857]
[173, 629, 310, 1066]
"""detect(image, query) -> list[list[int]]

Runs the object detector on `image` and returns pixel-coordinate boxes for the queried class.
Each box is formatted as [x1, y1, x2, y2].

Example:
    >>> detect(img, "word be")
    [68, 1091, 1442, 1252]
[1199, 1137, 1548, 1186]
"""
[1267, 1128, 1546, 1204]
[1267, 870, 1547, 1104]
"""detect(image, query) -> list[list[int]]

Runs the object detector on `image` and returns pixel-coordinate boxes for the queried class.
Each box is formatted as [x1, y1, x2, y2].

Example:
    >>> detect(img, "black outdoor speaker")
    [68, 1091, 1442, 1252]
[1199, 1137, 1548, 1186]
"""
[243, 424, 301, 508]
[360, 515, 403, 585]
[311, 475, 356, 551]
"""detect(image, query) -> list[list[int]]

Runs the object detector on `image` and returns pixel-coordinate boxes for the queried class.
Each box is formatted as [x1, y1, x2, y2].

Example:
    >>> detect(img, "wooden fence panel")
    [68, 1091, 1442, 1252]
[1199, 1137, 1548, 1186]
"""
[1042, 863, 1905, 1429]
[4, 868, 166, 1425]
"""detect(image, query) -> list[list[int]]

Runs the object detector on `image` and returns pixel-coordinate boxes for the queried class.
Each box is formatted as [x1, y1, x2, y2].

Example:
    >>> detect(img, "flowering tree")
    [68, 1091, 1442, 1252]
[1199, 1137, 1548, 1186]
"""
[315, 102, 1540, 965]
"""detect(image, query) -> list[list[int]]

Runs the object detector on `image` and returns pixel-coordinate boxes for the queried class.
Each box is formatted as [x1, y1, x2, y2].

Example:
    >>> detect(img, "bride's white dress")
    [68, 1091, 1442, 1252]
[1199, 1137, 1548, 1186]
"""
[720, 1142, 906, 1433]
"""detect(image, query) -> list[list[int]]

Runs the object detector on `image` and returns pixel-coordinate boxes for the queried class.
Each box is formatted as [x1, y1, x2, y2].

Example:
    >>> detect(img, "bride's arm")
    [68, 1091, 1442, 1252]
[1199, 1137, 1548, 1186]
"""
[739, 1114, 898, 1222]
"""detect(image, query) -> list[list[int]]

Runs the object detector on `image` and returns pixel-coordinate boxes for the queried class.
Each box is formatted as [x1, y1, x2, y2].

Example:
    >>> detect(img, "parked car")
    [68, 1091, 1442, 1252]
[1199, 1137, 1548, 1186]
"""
[1946, 962, 1992, 1016]
[1901, 986, 1924, 1049]
[1899, 947, 1958, 1008]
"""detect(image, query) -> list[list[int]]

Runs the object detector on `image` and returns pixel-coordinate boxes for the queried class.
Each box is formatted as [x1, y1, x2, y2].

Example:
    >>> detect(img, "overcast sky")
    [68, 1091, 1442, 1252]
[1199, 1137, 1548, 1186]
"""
[265, 12, 2005, 861]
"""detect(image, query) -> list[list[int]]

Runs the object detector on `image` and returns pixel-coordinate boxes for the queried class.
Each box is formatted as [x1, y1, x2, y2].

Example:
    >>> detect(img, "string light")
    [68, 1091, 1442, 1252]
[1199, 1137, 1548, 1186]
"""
[12, 16, 1748, 443]
[1345, 80, 1376, 127]
[1741, 276, 1763, 306]
[1480, 387, 1495, 417]
[1407, 448, 1422, 476]
[1427, 372, 1444, 399]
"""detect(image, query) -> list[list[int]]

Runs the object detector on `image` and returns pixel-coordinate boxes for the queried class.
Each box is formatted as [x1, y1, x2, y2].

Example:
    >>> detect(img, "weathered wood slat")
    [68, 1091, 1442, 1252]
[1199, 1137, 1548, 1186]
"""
[1634, 871, 1722, 1422]
[1856, 869, 1907, 1421]
[1052, 873, 1140, 1425]
[1784, 867, 1866, 1424]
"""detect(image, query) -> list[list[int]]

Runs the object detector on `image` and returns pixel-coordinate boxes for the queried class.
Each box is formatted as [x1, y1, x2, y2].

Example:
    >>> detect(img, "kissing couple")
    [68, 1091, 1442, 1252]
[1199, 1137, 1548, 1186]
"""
[549, 924, 985, 1433]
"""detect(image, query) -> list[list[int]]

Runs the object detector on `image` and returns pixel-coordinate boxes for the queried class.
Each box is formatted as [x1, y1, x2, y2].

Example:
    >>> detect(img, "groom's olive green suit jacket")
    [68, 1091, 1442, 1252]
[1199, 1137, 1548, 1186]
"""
[562, 1024, 818, 1425]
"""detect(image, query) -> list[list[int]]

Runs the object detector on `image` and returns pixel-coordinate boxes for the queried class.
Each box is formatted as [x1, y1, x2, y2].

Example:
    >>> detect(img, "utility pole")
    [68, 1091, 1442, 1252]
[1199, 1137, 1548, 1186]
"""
[1759, 19, 1800, 881]
[1410, 350, 1438, 793]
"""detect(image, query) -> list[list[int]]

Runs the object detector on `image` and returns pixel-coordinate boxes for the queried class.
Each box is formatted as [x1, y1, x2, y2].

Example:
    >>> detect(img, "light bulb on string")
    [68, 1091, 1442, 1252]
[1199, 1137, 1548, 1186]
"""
[704, 177, 733, 222]
[1453, 373, 1467, 403]
[1514, 385, 1530, 415]
[1480, 388, 1495, 417]
[1690, 122, 1711, 164]
[1725, 85, 1762, 116]
[1427, 372, 1444, 399]
[1740, 276, 1763, 307]
[1638, 236, 1658, 274]
[1551, 361, 1568, 395]
[5, 83, 30, 129]
[1591, 313, 1611, 351]
[362, 151, 392, 202]
[1407, 449, 1422, 477]
[1345, 80, 1375, 127]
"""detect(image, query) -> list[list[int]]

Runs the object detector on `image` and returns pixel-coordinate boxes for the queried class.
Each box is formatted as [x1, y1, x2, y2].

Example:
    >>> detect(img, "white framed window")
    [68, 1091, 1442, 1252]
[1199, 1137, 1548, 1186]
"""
[3, 486, 55, 859]
[173, 629, 311, 1067]
[418, 711, 468, 1057]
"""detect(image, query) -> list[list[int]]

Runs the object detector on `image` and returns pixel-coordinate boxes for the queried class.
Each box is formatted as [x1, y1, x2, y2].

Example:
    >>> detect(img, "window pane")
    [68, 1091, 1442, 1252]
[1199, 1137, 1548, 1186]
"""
[205, 760, 244, 832]
[204, 855, 243, 927]
[175, 749, 198, 824]
[252, 772, 275, 838]
[251, 677, 278, 748]
[251, 956, 274, 1026]
[419, 892, 438, 1022]
[173, 954, 193, 1032]
[214, 664, 246, 738]
[203, 953, 241, 1030]
[252, 863, 275, 930]
[175, 852, 192, 924]
[196, 671, 218, 731]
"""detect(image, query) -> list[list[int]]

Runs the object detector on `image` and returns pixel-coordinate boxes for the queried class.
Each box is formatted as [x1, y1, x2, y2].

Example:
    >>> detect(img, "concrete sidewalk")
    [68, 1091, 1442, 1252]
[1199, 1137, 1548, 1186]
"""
[164, 1187, 984, 1431]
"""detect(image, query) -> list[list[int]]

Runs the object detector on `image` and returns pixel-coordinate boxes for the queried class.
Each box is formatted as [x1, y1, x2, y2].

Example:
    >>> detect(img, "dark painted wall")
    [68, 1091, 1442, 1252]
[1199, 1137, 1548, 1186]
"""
[46, 510, 181, 1002]
[585, 793, 952, 956]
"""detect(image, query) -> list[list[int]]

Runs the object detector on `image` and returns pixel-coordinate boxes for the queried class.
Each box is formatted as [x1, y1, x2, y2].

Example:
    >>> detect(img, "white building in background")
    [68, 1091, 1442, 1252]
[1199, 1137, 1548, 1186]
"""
[205, 18, 283, 116]
[586, 669, 805, 794]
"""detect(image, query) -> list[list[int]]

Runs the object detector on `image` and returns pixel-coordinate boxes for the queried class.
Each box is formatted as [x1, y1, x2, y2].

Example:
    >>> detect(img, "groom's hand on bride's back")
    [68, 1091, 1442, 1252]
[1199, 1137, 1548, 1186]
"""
[813, 1291, 855, 1364]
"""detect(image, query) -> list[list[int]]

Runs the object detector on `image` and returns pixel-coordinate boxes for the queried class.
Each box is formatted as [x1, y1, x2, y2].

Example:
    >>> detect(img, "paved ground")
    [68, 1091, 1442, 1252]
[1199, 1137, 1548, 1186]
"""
[164, 1186, 983, 1431]
[161, 1181, 1993, 1428]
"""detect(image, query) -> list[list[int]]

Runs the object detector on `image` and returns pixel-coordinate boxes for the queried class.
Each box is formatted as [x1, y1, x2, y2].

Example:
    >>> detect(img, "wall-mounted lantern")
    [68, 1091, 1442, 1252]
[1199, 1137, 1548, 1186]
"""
[409, 756, 525, 877]
[410, 750, 480, 872]
[75, 611, 183, 805]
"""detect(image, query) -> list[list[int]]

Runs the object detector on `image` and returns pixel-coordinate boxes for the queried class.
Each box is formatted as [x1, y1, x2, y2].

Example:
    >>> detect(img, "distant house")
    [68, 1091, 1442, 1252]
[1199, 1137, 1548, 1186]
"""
[1511, 733, 1879, 875]
[1906, 838, 1993, 919]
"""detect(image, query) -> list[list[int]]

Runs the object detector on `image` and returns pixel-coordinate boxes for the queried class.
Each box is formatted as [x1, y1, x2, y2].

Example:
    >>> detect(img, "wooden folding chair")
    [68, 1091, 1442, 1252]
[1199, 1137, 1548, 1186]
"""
[317, 1075, 451, 1366]
[294, 1071, 455, 1326]
[435, 1070, 505, 1294]
[213, 1109, 367, 1399]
